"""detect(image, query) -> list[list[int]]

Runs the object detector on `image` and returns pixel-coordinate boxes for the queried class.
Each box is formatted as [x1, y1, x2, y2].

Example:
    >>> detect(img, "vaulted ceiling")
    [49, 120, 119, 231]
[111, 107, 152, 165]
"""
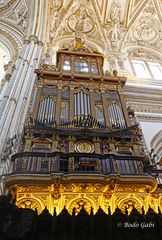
[0, 0, 162, 150]
[0, 0, 161, 58]
[45, 0, 162, 56]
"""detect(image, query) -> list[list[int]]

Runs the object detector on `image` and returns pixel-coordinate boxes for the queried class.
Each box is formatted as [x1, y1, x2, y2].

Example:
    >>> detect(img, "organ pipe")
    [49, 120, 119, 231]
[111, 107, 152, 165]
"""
[74, 90, 91, 117]
[108, 103, 126, 129]
[37, 96, 55, 123]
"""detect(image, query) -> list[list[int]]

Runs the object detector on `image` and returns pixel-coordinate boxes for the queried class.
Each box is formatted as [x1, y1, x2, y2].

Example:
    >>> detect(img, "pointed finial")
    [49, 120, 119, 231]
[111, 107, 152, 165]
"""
[108, 206, 111, 215]
[158, 206, 161, 214]
[142, 206, 145, 215]
[90, 206, 94, 216]
[53, 207, 57, 216]
[125, 207, 128, 216]
[72, 207, 76, 216]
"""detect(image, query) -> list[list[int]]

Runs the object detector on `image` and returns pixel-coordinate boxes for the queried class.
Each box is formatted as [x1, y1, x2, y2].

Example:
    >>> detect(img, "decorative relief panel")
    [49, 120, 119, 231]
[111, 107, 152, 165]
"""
[3, 0, 29, 33]
[68, 197, 94, 214]
[117, 197, 142, 214]
[128, 103, 162, 114]
[14, 183, 162, 215]
[17, 198, 43, 214]
[127, 1, 161, 45]
[67, 7, 94, 34]
[75, 141, 94, 153]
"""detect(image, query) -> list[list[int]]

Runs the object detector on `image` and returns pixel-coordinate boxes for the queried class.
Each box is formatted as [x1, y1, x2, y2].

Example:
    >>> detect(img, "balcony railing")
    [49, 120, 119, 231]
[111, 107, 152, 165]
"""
[11, 152, 148, 176]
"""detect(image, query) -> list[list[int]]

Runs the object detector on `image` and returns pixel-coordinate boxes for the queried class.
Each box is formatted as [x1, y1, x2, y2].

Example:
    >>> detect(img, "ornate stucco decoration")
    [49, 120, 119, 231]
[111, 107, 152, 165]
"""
[48, 0, 73, 43]
[47, 0, 106, 53]
[128, 49, 162, 62]
[67, 6, 94, 35]
[51, 0, 63, 11]
[0, 0, 14, 11]
[0, 0, 29, 35]
[126, 1, 161, 46]
[49, 0, 63, 40]
[109, 0, 121, 24]
[6, 0, 28, 33]
[106, 0, 122, 49]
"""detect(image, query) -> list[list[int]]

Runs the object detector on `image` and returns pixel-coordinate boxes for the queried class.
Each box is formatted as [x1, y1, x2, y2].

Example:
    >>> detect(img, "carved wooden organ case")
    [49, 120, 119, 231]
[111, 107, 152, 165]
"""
[7, 46, 157, 215]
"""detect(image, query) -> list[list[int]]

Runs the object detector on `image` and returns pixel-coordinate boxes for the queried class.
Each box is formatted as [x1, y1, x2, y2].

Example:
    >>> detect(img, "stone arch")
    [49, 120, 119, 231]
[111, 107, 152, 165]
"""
[117, 196, 143, 214]
[66, 196, 96, 215]
[150, 129, 162, 159]
[0, 30, 21, 90]
[122, 45, 162, 61]
[16, 196, 45, 214]
[119, 45, 162, 78]
[126, 46, 162, 62]
[43, 37, 105, 66]
[55, 37, 105, 55]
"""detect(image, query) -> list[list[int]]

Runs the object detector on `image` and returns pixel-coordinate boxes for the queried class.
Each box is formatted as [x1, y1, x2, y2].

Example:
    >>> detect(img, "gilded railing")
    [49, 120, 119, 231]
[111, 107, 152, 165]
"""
[11, 152, 147, 175]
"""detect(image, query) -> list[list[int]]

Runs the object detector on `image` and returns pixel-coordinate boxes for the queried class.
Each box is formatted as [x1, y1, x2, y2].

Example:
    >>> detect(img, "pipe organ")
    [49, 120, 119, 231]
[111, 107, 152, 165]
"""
[6, 39, 161, 216]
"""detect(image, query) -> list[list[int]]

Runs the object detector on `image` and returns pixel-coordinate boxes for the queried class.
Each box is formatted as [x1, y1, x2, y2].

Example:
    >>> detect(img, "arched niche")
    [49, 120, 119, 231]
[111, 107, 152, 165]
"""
[150, 129, 162, 160]
[43, 37, 105, 66]
[0, 32, 19, 84]
[121, 46, 162, 79]
[0, 41, 12, 83]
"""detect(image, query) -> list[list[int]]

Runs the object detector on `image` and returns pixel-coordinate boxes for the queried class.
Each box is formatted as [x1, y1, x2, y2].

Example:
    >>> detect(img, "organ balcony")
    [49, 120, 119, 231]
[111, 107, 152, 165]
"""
[5, 151, 157, 193]
[11, 152, 146, 175]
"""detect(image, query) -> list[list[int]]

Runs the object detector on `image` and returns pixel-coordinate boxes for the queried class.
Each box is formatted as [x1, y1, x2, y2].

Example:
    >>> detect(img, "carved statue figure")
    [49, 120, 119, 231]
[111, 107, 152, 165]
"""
[75, 7, 87, 33]
[110, 24, 120, 42]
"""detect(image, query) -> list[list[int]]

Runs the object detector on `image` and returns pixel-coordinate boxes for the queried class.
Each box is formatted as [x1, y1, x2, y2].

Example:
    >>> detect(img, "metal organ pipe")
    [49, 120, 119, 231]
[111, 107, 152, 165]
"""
[41, 98, 45, 122]
[115, 104, 120, 127]
[84, 93, 88, 115]
[110, 104, 115, 127]
[87, 94, 90, 115]
[81, 90, 84, 115]
[42, 98, 46, 123]
[118, 105, 125, 128]
[112, 104, 116, 127]
[47, 97, 51, 123]
[52, 101, 55, 122]
[74, 94, 77, 116]
[38, 101, 43, 121]
[108, 105, 112, 127]
[48, 97, 52, 123]
[114, 103, 119, 127]
[45, 96, 49, 123]
[44, 97, 49, 123]
[48, 97, 52, 122]
[77, 93, 81, 115]
[74, 91, 91, 117]
[50, 98, 54, 122]
[118, 106, 123, 128]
